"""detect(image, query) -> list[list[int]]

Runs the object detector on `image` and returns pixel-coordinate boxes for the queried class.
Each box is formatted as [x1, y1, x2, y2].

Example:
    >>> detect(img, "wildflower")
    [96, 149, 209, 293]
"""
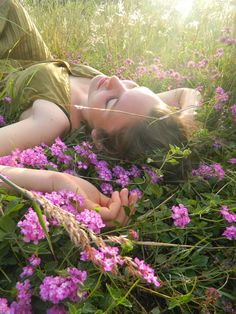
[228, 158, 236, 164]
[129, 229, 139, 240]
[40, 268, 87, 304]
[197, 58, 208, 69]
[143, 166, 162, 184]
[222, 225, 236, 240]
[80, 246, 124, 273]
[204, 287, 221, 306]
[214, 48, 224, 58]
[76, 209, 105, 234]
[220, 205, 236, 223]
[192, 162, 225, 181]
[0, 115, 6, 126]
[96, 161, 113, 181]
[0, 298, 10, 314]
[171, 204, 190, 228]
[47, 305, 67, 314]
[100, 182, 113, 195]
[10, 280, 32, 313]
[17, 208, 49, 245]
[130, 188, 143, 200]
[214, 86, 229, 111]
[134, 257, 160, 287]
[187, 61, 196, 68]
[18, 146, 49, 167]
[2, 96, 12, 104]
[124, 58, 134, 65]
[20, 265, 34, 278]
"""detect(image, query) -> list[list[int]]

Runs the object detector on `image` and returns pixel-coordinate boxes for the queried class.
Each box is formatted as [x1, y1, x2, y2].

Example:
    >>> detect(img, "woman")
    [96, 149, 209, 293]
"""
[0, 0, 201, 158]
[0, 0, 200, 225]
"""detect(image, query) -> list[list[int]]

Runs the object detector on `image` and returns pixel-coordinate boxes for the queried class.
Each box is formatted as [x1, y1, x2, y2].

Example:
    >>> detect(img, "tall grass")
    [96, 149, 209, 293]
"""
[0, 0, 236, 312]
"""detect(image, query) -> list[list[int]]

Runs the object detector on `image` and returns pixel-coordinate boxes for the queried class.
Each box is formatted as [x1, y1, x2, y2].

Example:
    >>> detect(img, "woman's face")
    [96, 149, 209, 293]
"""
[85, 75, 159, 132]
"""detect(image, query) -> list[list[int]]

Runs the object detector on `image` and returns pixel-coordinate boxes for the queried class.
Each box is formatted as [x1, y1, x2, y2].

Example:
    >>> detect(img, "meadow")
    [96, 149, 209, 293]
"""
[0, 0, 236, 313]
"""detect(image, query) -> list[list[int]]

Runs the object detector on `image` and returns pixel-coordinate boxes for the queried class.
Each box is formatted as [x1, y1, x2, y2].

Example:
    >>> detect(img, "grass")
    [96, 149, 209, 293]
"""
[0, 0, 236, 313]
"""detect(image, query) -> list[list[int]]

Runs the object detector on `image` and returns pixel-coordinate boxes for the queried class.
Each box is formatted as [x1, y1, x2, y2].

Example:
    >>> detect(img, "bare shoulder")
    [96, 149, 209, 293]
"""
[32, 99, 71, 134]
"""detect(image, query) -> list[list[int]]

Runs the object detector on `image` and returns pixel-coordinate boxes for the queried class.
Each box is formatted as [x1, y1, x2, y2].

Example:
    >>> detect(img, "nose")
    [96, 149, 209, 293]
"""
[107, 76, 125, 92]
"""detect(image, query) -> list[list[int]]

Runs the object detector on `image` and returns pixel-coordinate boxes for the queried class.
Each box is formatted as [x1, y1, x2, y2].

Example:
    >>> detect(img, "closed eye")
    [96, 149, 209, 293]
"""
[106, 98, 119, 109]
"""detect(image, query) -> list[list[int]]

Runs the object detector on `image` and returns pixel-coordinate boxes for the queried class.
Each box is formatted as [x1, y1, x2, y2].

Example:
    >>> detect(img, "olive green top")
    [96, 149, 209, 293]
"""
[2, 60, 102, 126]
[0, 0, 102, 127]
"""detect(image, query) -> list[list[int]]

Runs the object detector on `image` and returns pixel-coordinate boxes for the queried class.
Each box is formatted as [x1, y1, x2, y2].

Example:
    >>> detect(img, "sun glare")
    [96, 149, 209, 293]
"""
[175, 0, 193, 18]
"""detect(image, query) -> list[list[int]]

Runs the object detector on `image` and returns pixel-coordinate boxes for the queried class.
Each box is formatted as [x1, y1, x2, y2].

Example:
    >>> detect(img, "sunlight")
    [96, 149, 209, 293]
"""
[175, 0, 193, 18]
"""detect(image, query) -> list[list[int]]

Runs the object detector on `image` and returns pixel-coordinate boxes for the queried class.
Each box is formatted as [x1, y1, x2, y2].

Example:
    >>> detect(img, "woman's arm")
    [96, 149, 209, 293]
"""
[0, 99, 70, 157]
[156, 88, 202, 111]
[0, 166, 137, 227]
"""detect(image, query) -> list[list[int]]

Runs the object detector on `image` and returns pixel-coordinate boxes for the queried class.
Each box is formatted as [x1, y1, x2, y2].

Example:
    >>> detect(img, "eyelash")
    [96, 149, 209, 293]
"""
[106, 97, 118, 109]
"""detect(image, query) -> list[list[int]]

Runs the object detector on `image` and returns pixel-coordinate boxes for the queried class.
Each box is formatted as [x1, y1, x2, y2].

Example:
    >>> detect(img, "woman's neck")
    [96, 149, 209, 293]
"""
[69, 76, 91, 129]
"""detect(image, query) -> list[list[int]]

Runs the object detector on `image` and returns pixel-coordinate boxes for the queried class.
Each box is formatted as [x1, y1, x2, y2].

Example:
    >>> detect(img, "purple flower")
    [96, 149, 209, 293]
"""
[220, 206, 236, 223]
[143, 166, 162, 184]
[47, 305, 67, 314]
[40, 268, 87, 304]
[0, 115, 6, 126]
[0, 298, 10, 314]
[228, 158, 236, 164]
[192, 163, 225, 181]
[230, 104, 236, 122]
[20, 266, 34, 278]
[130, 188, 143, 200]
[29, 254, 41, 267]
[10, 280, 32, 313]
[2, 96, 12, 104]
[100, 183, 113, 195]
[76, 209, 105, 234]
[214, 48, 224, 58]
[17, 208, 49, 245]
[222, 225, 236, 240]
[134, 257, 160, 287]
[171, 204, 191, 228]
[81, 246, 124, 273]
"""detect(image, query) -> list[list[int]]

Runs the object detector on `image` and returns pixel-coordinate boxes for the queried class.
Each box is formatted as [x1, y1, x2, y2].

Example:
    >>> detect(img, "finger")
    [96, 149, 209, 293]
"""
[120, 188, 129, 207]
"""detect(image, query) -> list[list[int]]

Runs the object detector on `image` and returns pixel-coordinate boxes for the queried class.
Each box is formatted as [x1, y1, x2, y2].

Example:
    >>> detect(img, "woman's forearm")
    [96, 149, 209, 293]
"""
[0, 166, 62, 192]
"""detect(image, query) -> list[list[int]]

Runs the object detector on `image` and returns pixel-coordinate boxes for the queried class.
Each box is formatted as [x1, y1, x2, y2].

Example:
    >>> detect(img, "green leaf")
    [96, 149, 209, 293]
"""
[106, 284, 122, 300]
[0, 216, 16, 233]
[168, 293, 192, 309]
[4, 201, 24, 216]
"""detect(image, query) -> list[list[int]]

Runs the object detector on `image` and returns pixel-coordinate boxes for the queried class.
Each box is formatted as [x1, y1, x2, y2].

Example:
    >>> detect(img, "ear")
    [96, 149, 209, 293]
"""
[91, 129, 103, 150]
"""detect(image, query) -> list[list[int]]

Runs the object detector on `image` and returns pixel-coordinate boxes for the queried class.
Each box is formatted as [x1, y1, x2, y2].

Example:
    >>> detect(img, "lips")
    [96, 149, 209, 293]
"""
[97, 76, 108, 89]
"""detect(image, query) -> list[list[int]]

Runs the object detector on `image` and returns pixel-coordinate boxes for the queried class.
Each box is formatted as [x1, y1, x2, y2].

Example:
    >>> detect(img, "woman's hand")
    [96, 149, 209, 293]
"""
[63, 174, 138, 227]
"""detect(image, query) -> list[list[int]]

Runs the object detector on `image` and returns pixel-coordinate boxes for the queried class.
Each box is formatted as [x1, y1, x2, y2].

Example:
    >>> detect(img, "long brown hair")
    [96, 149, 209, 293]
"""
[95, 104, 193, 181]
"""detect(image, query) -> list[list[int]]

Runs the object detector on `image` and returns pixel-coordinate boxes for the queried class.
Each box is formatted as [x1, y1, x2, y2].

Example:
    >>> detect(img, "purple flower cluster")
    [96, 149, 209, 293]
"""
[214, 86, 229, 111]
[47, 305, 67, 314]
[81, 246, 124, 272]
[50, 137, 72, 165]
[171, 204, 191, 229]
[2, 96, 12, 104]
[76, 209, 105, 233]
[220, 206, 236, 223]
[230, 104, 236, 122]
[134, 258, 160, 287]
[100, 182, 113, 195]
[96, 160, 113, 181]
[10, 279, 32, 313]
[20, 254, 41, 278]
[0, 298, 10, 314]
[0, 115, 6, 126]
[220, 205, 236, 241]
[228, 158, 236, 164]
[222, 226, 236, 240]
[192, 162, 225, 181]
[40, 267, 87, 304]
[17, 208, 49, 245]
[143, 166, 162, 184]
